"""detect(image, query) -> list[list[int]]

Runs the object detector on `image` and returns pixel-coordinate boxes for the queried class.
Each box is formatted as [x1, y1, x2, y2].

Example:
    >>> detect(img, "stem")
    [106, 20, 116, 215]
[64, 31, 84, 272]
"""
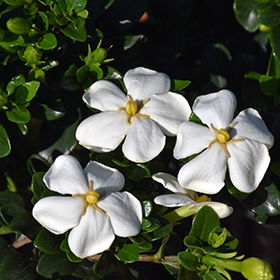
[163, 205, 197, 223]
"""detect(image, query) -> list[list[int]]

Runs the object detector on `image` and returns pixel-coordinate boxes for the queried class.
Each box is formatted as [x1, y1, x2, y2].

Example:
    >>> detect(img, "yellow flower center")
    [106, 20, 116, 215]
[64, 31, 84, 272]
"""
[86, 190, 100, 204]
[216, 128, 230, 143]
[126, 100, 138, 115]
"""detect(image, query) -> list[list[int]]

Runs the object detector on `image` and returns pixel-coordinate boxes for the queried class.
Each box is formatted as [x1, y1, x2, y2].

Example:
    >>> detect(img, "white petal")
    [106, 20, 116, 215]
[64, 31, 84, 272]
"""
[193, 89, 236, 129]
[84, 161, 125, 193]
[83, 80, 127, 111]
[68, 206, 115, 258]
[154, 194, 195, 207]
[178, 144, 227, 194]
[43, 155, 88, 195]
[124, 67, 170, 100]
[122, 117, 165, 162]
[98, 191, 142, 237]
[174, 122, 215, 159]
[141, 92, 191, 136]
[227, 139, 271, 193]
[231, 108, 274, 148]
[152, 172, 186, 194]
[32, 196, 83, 234]
[190, 201, 233, 219]
[76, 111, 129, 153]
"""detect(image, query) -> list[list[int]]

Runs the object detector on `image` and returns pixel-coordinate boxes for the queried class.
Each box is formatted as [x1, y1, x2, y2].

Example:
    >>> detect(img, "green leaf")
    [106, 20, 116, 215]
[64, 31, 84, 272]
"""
[0, 125, 11, 158]
[178, 251, 200, 271]
[142, 217, 161, 233]
[6, 74, 25, 96]
[76, 65, 90, 82]
[141, 200, 153, 218]
[117, 244, 139, 263]
[65, 0, 87, 13]
[0, 251, 37, 280]
[15, 81, 40, 104]
[258, 2, 280, 27]
[6, 17, 30, 34]
[269, 25, 280, 63]
[37, 252, 77, 278]
[39, 33, 57, 50]
[259, 75, 277, 96]
[171, 79, 191, 92]
[0, 191, 25, 207]
[4, 0, 26, 6]
[60, 17, 86, 42]
[60, 64, 81, 91]
[34, 228, 65, 254]
[24, 45, 42, 66]
[189, 206, 220, 242]
[0, 203, 27, 225]
[270, 162, 280, 176]
[129, 234, 153, 250]
[6, 105, 31, 123]
[31, 172, 46, 200]
[234, 0, 260, 32]
[9, 212, 41, 239]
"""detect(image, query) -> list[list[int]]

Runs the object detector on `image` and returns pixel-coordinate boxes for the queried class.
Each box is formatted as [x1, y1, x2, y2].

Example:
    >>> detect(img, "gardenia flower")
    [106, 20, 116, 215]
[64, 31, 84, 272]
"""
[174, 89, 274, 194]
[76, 67, 191, 163]
[153, 172, 233, 218]
[32, 155, 142, 258]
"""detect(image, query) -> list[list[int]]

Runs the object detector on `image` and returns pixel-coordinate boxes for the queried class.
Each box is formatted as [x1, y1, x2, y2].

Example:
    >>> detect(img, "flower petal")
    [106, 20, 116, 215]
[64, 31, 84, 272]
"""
[193, 89, 236, 129]
[231, 108, 274, 149]
[122, 117, 165, 162]
[43, 155, 88, 195]
[227, 139, 271, 192]
[68, 206, 115, 258]
[98, 191, 142, 237]
[76, 111, 129, 153]
[32, 196, 83, 234]
[154, 194, 195, 207]
[190, 202, 233, 219]
[124, 67, 170, 100]
[83, 80, 127, 111]
[141, 92, 191, 136]
[174, 122, 215, 159]
[177, 144, 227, 194]
[84, 161, 125, 193]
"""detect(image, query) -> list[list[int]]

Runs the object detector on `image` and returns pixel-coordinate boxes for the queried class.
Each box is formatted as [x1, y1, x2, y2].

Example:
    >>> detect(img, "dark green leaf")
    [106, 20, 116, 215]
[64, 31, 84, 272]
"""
[0, 203, 27, 225]
[258, 2, 280, 27]
[60, 17, 86, 42]
[0, 125, 11, 158]
[65, 0, 87, 13]
[103, 66, 123, 80]
[6, 105, 30, 123]
[37, 252, 77, 278]
[76, 65, 90, 83]
[259, 75, 277, 96]
[178, 251, 200, 271]
[4, 0, 25, 6]
[31, 172, 46, 200]
[6, 74, 25, 96]
[142, 217, 161, 233]
[141, 200, 152, 218]
[15, 81, 40, 104]
[34, 228, 65, 254]
[234, 0, 260, 32]
[178, 266, 200, 280]
[39, 33, 57, 50]
[189, 206, 220, 242]
[0, 191, 25, 207]
[269, 25, 280, 63]
[118, 244, 139, 263]
[60, 64, 81, 91]
[129, 234, 153, 250]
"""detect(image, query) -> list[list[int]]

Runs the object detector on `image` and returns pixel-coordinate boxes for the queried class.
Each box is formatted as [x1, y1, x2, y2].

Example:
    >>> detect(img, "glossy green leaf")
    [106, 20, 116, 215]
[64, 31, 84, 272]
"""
[15, 81, 40, 104]
[0, 252, 37, 280]
[60, 17, 86, 42]
[41, 60, 59, 71]
[77, 9, 89, 19]
[39, 33, 57, 50]
[178, 251, 200, 271]
[65, 0, 87, 13]
[103, 66, 122, 80]
[6, 17, 30, 34]
[0, 125, 11, 158]
[258, 2, 280, 27]
[24, 45, 42, 66]
[234, 0, 260, 32]
[34, 228, 65, 254]
[6, 105, 30, 123]
[0, 32, 24, 48]
[37, 252, 77, 278]
[31, 172, 46, 200]
[171, 79, 191, 92]
[9, 212, 41, 239]
[141, 200, 153, 218]
[4, 0, 25, 6]
[142, 217, 161, 233]
[203, 270, 227, 280]
[0, 203, 27, 225]
[76, 65, 90, 82]
[123, 34, 144, 50]
[39, 12, 49, 30]
[259, 75, 277, 96]
[0, 191, 25, 207]
[269, 25, 280, 63]
[189, 206, 220, 242]
[129, 234, 153, 250]
[6, 74, 25, 96]
[117, 244, 139, 263]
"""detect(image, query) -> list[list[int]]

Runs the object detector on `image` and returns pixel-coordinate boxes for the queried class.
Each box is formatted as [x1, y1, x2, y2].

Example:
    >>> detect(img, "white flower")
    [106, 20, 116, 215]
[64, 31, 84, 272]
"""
[153, 172, 233, 219]
[32, 155, 142, 258]
[75, 67, 191, 163]
[174, 89, 274, 194]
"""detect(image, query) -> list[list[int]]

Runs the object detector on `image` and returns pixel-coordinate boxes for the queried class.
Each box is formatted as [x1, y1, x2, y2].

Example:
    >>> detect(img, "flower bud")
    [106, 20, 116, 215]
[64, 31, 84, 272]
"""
[241, 257, 274, 280]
